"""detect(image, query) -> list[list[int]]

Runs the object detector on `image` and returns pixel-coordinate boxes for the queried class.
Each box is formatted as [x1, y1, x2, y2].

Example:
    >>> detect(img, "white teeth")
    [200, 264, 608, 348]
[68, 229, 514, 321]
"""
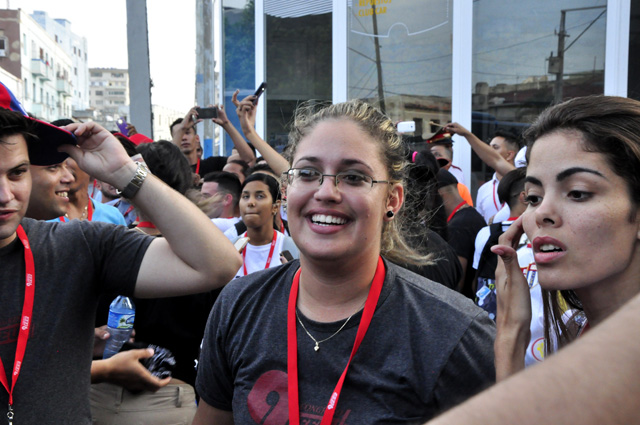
[311, 214, 347, 226]
[57, 192, 68, 198]
[540, 243, 562, 252]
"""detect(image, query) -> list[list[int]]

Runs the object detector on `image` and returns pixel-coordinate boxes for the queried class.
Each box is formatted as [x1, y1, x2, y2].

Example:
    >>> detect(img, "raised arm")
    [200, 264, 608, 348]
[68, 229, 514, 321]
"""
[60, 122, 242, 298]
[445, 122, 516, 177]
[171, 107, 200, 145]
[232, 91, 290, 176]
[211, 98, 256, 166]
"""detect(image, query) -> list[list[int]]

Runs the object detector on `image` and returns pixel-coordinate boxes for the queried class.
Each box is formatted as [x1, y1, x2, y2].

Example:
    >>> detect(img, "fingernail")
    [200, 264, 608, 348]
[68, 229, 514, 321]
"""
[491, 247, 505, 256]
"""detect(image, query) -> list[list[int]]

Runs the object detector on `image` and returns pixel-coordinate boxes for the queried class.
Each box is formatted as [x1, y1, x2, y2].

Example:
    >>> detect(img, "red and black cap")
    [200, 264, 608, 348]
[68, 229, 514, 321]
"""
[426, 127, 453, 145]
[0, 81, 77, 165]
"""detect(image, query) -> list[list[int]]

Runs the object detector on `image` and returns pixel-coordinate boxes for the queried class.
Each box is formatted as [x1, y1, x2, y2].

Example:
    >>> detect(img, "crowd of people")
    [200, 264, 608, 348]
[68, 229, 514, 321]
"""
[1, 75, 639, 424]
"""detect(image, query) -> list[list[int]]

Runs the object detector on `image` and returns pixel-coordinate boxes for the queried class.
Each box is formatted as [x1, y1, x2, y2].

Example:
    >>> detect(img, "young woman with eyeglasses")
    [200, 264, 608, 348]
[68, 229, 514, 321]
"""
[193, 100, 496, 425]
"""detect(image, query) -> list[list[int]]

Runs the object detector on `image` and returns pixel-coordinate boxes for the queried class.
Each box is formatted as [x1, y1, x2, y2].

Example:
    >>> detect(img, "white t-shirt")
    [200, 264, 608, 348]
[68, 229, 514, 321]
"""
[235, 231, 288, 278]
[475, 173, 503, 223]
[516, 243, 545, 367]
[212, 216, 242, 234]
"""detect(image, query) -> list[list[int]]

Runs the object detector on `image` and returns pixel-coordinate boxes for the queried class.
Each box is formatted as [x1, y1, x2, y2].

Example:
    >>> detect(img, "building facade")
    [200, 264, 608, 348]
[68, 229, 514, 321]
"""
[0, 8, 76, 121]
[89, 67, 130, 130]
[216, 0, 635, 193]
[31, 10, 90, 111]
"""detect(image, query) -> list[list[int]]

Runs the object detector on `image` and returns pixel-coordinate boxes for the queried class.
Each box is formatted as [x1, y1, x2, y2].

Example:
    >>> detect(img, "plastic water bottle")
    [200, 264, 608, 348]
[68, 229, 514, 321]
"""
[102, 296, 135, 359]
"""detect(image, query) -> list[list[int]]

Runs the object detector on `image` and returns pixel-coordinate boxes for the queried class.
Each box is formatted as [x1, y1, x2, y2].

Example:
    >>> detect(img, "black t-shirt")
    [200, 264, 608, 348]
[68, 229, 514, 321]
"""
[1, 218, 152, 424]
[192, 156, 227, 177]
[398, 228, 462, 290]
[448, 207, 487, 298]
[197, 260, 496, 424]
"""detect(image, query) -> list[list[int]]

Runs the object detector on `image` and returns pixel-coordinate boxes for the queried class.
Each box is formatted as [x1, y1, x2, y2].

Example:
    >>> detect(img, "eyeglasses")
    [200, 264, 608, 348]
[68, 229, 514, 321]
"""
[285, 168, 390, 193]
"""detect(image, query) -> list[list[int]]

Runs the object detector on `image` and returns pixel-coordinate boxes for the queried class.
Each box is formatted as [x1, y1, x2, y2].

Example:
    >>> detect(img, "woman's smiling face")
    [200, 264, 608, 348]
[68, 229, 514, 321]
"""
[522, 130, 640, 299]
[286, 118, 401, 265]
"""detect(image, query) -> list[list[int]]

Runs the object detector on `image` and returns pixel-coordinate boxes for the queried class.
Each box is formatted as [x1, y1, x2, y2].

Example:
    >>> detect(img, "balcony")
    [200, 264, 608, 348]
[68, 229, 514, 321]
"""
[56, 78, 72, 96]
[31, 59, 52, 81]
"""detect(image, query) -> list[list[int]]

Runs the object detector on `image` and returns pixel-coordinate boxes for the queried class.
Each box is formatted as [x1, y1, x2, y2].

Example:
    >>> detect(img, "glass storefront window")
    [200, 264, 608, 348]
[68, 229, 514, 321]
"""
[629, 0, 640, 101]
[348, 0, 453, 150]
[472, 0, 606, 187]
[223, 0, 255, 154]
[264, 2, 332, 152]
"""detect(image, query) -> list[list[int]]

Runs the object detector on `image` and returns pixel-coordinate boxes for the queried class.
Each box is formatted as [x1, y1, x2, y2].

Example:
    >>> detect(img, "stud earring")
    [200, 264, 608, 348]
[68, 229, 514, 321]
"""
[386, 210, 394, 218]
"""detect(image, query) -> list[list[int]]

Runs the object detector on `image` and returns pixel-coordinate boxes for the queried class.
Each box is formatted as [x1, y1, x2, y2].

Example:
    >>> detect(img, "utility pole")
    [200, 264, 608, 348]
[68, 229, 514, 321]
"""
[552, 5, 606, 104]
[553, 10, 567, 104]
[371, 6, 385, 114]
[126, 0, 153, 137]
[196, 0, 215, 157]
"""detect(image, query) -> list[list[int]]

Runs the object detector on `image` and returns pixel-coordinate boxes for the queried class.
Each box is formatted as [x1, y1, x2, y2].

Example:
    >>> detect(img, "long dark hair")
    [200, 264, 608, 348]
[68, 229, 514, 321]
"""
[524, 95, 640, 353]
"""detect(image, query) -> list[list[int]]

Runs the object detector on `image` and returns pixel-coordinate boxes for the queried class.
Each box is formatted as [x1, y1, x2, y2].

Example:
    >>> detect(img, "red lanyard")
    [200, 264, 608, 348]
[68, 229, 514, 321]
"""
[87, 199, 94, 221]
[0, 225, 35, 411]
[136, 221, 156, 229]
[287, 256, 386, 425]
[195, 158, 200, 175]
[492, 179, 504, 211]
[242, 230, 277, 276]
[447, 201, 467, 223]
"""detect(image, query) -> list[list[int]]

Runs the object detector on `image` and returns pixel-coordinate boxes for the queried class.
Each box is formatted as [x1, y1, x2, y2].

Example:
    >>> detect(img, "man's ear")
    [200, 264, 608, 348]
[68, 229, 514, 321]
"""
[518, 191, 527, 206]
[222, 193, 233, 207]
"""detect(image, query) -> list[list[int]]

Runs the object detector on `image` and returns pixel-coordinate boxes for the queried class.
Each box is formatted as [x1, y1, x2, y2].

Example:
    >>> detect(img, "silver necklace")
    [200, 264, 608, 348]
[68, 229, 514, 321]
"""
[295, 310, 355, 352]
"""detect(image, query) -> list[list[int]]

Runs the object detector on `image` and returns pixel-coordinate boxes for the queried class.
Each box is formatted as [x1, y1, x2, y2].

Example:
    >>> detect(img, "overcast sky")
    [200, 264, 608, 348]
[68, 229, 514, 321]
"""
[11, 0, 196, 112]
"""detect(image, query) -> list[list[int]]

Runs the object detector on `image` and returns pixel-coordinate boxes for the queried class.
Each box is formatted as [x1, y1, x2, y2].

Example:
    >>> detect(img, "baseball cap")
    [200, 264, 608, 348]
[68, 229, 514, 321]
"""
[0, 81, 77, 165]
[436, 168, 458, 190]
[426, 127, 453, 145]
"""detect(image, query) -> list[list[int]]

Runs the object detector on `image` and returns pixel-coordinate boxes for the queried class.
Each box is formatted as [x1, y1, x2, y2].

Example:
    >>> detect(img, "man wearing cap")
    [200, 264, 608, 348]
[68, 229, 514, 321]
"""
[0, 89, 242, 424]
[427, 128, 474, 206]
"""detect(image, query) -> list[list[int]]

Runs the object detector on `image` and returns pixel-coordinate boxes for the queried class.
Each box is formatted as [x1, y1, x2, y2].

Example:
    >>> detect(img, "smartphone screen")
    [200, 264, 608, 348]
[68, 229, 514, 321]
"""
[195, 107, 218, 119]
[252, 82, 267, 105]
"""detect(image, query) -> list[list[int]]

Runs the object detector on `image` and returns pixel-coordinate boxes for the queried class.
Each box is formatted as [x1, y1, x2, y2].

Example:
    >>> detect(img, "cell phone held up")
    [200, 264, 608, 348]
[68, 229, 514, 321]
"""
[195, 106, 218, 119]
[252, 82, 267, 105]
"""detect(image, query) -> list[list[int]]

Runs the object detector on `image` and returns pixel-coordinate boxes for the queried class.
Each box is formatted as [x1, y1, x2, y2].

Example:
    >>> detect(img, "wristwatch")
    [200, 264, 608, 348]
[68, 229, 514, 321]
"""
[117, 162, 149, 199]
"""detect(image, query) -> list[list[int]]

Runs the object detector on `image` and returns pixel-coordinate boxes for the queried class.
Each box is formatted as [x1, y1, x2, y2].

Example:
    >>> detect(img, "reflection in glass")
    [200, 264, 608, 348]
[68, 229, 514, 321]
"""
[472, 0, 606, 186]
[265, 2, 332, 152]
[348, 0, 453, 148]
[223, 0, 255, 154]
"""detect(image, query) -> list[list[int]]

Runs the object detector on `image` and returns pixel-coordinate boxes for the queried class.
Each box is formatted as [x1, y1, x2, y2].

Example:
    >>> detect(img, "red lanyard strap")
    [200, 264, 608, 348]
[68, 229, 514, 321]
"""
[0, 225, 35, 407]
[287, 256, 386, 425]
[87, 199, 94, 221]
[195, 158, 201, 175]
[447, 201, 467, 223]
[242, 230, 277, 276]
[136, 221, 156, 229]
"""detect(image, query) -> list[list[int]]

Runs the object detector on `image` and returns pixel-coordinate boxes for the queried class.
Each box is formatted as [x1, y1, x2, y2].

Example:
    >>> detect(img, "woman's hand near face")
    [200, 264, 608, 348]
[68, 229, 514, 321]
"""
[491, 216, 532, 381]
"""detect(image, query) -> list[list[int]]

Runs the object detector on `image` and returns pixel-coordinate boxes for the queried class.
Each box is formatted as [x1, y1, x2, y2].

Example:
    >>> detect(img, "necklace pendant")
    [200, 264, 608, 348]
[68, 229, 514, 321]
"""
[314, 343, 320, 352]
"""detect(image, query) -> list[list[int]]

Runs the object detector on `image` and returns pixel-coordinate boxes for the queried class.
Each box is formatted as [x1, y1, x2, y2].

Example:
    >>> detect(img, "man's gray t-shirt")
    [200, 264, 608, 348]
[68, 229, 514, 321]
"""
[0, 218, 152, 424]
[197, 259, 496, 424]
